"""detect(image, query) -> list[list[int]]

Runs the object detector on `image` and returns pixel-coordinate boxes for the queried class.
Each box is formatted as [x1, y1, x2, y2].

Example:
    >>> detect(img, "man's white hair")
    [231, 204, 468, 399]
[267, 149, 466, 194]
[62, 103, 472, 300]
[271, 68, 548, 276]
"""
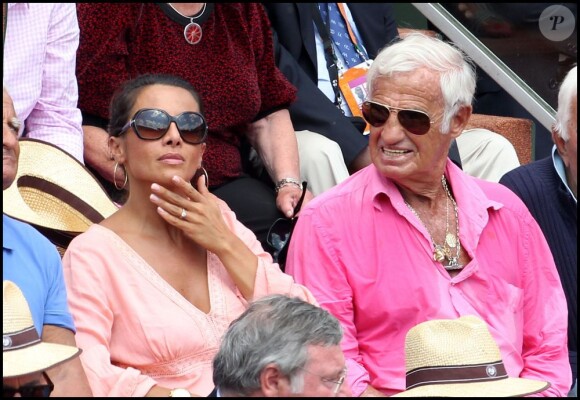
[553, 66, 577, 141]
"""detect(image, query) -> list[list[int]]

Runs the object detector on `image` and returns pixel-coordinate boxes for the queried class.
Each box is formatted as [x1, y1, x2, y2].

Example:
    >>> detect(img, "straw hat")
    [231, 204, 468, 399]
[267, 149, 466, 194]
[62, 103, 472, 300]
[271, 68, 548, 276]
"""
[392, 315, 550, 397]
[3, 280, 81, 377]
[3, 138, 118, 247]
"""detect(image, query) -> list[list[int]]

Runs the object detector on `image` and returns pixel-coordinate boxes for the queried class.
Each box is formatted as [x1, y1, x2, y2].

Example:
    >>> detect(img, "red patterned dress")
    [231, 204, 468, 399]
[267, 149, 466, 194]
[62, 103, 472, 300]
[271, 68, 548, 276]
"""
[76, 3, 296, 187]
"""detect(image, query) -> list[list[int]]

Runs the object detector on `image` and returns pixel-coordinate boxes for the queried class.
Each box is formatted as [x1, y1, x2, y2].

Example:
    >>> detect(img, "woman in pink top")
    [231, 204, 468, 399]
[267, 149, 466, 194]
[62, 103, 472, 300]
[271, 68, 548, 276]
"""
[62, 73, 316, 397]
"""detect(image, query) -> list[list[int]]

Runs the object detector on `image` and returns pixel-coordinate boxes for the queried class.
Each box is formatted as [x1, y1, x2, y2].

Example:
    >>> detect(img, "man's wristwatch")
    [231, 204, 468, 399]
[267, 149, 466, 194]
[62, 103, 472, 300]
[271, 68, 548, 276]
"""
[169, 388, 191, 397]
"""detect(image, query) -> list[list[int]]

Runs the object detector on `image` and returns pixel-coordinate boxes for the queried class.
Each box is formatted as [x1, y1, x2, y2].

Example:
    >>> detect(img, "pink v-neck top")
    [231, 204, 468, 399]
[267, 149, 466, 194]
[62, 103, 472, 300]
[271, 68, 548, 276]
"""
[62, 206, 316, 397]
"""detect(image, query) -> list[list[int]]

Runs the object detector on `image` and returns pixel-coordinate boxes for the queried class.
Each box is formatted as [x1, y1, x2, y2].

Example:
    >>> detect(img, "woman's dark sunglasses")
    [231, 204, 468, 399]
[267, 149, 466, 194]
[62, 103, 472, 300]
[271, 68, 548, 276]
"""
[3, 372, 54, 397]
[120, 108, 208, 144]
[267, 181, 307, 266]
[361, 100, 433, 135]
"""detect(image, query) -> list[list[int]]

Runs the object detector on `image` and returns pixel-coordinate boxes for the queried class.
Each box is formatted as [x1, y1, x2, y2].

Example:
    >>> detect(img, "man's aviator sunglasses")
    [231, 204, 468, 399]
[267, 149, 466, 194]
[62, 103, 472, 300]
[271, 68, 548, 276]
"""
[120, 108, 208, 144]
[361, 100, 434, 135]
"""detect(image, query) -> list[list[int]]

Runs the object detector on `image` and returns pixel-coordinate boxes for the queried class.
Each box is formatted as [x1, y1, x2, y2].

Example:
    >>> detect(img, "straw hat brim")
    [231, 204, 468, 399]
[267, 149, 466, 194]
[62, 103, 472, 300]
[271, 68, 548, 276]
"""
[391, 377, 550, 397]
[3, 342, 81, 378]
[3, 138, 117, 233]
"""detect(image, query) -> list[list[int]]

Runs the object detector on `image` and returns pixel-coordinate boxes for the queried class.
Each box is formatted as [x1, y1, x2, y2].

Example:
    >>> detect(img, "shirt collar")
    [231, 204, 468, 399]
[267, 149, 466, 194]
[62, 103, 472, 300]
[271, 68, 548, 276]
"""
[364, 159, 507, 258]
[3, 214, 18, 251]
[551, 144, 577, 202]
[368, 159, 502, 210]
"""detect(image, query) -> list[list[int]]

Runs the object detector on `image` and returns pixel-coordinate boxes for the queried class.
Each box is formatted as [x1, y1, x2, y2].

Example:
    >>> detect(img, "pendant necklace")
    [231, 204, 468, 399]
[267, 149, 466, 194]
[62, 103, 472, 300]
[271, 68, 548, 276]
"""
[442, 176, 461, 270]
[167, 3, 206, 45]
[405, 175, 462, 271]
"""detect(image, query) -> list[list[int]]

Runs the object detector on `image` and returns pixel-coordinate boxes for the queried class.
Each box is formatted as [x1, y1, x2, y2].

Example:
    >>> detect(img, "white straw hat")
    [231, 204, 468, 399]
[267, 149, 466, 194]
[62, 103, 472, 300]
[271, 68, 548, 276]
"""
[392, 315, 550, 397]
[3, 138, 118, 247]
[3, 280, 82, 378]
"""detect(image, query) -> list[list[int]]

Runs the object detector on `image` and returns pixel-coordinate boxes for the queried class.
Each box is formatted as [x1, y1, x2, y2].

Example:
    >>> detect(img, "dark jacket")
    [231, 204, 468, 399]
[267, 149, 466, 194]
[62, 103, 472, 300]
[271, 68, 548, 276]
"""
[500, 156, 577, 385]
[266, 3, 462, 167]
[265, 3, 399, 82]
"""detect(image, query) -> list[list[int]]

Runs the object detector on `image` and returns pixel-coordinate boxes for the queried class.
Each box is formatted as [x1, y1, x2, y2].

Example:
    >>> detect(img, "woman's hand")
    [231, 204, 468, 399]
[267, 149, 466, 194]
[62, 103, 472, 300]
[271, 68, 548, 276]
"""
[150, 174, 259, 300]
[149, 174, 234, 255]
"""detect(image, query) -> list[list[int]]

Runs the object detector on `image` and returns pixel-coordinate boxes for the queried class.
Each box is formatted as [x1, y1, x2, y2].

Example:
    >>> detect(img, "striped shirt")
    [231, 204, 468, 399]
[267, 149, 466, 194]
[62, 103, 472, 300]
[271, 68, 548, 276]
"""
[4, 3, 83, 162]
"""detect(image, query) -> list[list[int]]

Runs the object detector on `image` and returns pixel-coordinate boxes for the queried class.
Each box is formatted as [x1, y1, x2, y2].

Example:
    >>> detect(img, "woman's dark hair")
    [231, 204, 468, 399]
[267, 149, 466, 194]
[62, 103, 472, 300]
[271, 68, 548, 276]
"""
[107, 73, 204, 137]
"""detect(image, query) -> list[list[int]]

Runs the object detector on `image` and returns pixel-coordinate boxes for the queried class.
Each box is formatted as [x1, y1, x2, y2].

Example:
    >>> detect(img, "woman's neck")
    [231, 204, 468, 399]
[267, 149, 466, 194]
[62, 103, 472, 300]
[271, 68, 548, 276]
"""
[119, 186, 182, 236]
[168, 3, 205, 16]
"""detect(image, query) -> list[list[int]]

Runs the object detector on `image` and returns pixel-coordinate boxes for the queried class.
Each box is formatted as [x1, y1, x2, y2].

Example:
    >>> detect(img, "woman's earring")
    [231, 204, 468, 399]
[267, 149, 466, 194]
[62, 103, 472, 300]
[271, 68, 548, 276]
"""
[193, 166, 209, 188]
[202, 167, 209, 188]
[113, 162, 128, 190]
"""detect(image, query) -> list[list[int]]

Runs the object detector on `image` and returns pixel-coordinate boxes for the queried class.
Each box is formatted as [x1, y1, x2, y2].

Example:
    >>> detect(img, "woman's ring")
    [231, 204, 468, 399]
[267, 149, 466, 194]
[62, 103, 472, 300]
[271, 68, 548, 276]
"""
[180, 208, 187, 220]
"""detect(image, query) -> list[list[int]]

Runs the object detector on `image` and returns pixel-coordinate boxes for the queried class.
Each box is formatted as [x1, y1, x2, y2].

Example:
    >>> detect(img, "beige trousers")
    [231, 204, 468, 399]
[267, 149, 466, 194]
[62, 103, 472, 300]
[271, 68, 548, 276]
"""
[295, 130, 350, 196]
[248, 130, 350, 197]
[456, 128, 521, 182]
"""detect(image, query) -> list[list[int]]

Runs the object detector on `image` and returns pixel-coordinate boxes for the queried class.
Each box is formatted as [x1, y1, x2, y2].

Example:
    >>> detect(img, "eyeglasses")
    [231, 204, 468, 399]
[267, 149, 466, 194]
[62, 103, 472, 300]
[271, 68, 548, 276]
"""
[120, 108, 208, 144]
[266, 181, 307, 265]
[361, 100, 433, 135]
[3, 372, 54, 397]
[298, 366, 348, 395]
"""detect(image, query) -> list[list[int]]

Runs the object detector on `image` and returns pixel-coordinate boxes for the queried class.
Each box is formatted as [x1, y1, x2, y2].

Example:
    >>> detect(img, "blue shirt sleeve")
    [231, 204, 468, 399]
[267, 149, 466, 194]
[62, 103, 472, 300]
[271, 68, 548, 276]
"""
[3, 215, 76, 335]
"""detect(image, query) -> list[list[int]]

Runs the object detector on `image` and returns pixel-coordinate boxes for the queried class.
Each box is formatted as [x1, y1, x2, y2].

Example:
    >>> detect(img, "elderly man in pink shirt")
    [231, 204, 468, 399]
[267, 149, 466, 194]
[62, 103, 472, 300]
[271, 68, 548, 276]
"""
[286, 33, 570, 397]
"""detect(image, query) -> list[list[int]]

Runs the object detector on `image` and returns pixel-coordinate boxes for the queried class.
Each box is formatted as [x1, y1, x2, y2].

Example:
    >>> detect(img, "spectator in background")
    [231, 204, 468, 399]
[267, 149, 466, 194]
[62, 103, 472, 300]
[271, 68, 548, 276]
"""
[264, 34, 351, 196]
[62, 74, 316, 397]
[3, 3, 84, 162]
[3, 86, 92, 396]
[212, 294, 351, 397]
[75, 3, 315, 257]
[265, 2, 391, 176]
[500, 65, 577, 396]
[3, 280, 84, 397]
[285, 33, 570, 396]
[265, 3, 464, 175]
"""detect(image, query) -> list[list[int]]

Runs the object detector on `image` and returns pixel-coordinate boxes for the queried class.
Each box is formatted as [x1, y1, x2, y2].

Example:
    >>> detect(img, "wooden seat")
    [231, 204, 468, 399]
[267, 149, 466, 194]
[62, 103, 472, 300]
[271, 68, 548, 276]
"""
[466, 113, 535, 165]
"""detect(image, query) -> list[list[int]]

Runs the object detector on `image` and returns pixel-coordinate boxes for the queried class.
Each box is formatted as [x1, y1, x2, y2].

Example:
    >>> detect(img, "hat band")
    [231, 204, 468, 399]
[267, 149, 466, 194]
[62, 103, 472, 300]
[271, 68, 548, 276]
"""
[3, 326, 41, 351]
[19, 175, 106, 223]
[406, 360, 508, 390]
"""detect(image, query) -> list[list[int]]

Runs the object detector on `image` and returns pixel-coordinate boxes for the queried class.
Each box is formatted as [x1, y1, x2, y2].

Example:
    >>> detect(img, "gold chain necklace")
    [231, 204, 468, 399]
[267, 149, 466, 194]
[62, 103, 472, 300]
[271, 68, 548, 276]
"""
[442, 176, 461, 270]
[405, 175, 462, 271]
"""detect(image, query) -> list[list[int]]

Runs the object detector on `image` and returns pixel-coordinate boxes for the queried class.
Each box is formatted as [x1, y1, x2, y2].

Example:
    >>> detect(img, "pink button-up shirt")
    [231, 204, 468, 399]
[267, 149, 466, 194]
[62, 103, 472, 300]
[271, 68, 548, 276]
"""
[4, 3, 83, 162]
[286, 160, 570, 397]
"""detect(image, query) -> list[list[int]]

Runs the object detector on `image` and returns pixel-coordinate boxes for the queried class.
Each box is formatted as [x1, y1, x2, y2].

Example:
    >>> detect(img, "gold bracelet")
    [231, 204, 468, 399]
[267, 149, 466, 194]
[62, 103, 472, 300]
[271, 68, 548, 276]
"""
[275, 177, 302, 193]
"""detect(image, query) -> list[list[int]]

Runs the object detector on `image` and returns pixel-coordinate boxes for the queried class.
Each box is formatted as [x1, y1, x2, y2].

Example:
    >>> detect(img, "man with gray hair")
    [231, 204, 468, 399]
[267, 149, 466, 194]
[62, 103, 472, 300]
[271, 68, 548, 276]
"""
[3, 86, 93, 396]
[500, 65, 577, 396]
[212, 294, 351, 397]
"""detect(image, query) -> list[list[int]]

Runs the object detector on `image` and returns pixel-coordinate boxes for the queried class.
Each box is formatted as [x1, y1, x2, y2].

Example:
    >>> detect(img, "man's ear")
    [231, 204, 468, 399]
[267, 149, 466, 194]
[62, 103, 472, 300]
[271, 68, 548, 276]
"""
[259, 363, 290, 397]
[552, 129, 570, 166]
[449, 104, 472, 139]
